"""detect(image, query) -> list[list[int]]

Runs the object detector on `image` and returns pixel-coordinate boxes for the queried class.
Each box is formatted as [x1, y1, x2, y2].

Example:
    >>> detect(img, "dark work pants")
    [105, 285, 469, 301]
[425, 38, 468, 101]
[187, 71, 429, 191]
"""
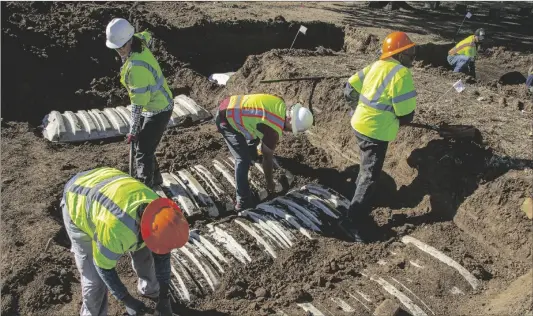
[349, 135, 389, 219]
[215, 112, 259, 207]
[136, 109, 172, 188]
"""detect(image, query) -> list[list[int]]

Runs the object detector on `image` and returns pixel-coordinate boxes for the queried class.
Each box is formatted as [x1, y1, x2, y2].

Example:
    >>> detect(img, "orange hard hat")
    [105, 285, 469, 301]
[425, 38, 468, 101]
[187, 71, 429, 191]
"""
[380, 32, 416, 60]
[141, 198, 189, 254]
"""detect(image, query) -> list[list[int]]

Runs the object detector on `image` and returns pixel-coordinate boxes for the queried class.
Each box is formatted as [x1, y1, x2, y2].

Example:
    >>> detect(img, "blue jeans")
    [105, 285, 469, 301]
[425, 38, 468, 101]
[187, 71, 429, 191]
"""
[215, 112, 259, 207]
[447, 55, 475, 75]
[526, 75, 533, 93]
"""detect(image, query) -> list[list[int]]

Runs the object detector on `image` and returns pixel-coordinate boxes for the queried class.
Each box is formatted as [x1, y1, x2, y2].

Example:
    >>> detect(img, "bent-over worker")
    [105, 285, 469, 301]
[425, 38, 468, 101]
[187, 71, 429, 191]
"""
[215, 94, 314, 210]
[447, 28, 486, 77]
[344, 32, 417, 238]
[61, 167, 189, 316]
[106, 18, 174, 188]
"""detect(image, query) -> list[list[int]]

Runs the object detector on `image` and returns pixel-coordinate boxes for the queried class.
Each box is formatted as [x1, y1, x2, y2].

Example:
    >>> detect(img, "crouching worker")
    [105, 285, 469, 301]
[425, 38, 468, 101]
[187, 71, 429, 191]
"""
[215, 94, 314, 210]
[61, 167, 189, 316]
[447, 28, 486, 77]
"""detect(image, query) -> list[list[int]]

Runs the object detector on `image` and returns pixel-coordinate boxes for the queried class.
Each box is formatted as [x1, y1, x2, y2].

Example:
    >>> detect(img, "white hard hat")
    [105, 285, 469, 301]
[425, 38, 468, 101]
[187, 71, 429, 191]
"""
[290, 103, 314, 135]
[106, 18, 135, 49]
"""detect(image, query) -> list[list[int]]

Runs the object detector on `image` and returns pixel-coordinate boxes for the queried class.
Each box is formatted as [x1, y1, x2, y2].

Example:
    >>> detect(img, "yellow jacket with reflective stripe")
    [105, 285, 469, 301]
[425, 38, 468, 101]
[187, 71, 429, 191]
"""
[348, 58, 417, 141]
[120, 31, 173, 112]
[448, 35, 477, 58]
[226, 94, 286, 140]
[64, 167, 159, 269]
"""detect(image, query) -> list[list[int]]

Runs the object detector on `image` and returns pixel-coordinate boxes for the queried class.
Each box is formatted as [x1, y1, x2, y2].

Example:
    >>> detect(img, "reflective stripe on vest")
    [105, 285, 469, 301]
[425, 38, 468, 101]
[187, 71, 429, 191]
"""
[357, 69, 366, 82]
[127, 60, 173, 105]
[226, 95, 285, 140]
[358, 64, 417, 112]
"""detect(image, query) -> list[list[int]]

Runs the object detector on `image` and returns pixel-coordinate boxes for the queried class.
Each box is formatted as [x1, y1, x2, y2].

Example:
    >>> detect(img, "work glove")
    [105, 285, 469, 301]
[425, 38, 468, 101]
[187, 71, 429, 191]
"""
[123, 293, 146, 315]
[126, 133, 137, 144]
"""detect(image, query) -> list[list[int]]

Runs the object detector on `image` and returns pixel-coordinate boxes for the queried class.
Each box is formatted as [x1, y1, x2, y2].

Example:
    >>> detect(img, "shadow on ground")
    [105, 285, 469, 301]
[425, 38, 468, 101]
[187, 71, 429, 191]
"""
[279, 137, 532, 242]
[324, 2, 533, 52]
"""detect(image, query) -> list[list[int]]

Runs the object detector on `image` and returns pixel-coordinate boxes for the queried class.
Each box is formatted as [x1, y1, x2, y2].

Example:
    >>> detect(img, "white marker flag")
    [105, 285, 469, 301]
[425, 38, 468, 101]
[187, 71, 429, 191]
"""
[299, 25, 308, 35]
[453, 80, 466, 93]
[465, 12, 472, 19]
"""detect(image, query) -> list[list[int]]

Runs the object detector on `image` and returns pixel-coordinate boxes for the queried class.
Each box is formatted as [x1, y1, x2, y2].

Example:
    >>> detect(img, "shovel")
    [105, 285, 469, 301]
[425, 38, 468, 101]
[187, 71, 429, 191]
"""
[129, 142, 135, 176]
[406, 122, 478, 140]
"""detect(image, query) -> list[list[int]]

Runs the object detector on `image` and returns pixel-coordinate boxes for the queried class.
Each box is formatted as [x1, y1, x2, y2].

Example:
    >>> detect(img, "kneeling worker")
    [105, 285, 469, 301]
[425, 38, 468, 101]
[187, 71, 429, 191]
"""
[61, 167, 189, 316]
[215, 94, 314, 210]
[447, 28, 486, 77]
[344, 32, 417, 239]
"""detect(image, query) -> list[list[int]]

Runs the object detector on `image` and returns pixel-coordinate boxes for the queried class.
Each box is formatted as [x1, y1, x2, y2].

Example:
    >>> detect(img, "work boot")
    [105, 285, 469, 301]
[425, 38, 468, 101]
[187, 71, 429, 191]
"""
[353, 214, 382, 242]
[337, 217, 364, 243]
[155, 283, 173, 316]
[235, 201, 255, 212]
[154, 298, 173, 316]
[138, 290, 159, 300]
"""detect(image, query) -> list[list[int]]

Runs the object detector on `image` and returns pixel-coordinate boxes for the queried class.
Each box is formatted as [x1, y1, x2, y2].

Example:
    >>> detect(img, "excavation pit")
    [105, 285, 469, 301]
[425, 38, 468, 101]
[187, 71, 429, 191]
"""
[2, 12, 344, 124]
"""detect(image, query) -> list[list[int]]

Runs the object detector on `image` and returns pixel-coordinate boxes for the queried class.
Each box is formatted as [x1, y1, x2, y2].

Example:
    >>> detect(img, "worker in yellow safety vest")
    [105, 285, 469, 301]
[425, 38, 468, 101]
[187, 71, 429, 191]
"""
[61, 167, 189, 316]
[215, 94, 314, 210]
[106, 18, 174, 188]
[343, 32, 417, 240]
[447, 28, 485, 77]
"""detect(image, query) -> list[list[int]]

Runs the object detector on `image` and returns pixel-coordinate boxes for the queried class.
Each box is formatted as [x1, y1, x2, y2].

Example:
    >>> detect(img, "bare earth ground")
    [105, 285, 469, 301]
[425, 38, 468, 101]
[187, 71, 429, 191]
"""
[1, 2, 532, 316]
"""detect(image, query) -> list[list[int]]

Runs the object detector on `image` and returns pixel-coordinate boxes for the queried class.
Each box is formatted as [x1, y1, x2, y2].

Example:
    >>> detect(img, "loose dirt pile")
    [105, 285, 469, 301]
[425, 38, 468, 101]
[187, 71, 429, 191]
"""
[2, 2, 532, 316]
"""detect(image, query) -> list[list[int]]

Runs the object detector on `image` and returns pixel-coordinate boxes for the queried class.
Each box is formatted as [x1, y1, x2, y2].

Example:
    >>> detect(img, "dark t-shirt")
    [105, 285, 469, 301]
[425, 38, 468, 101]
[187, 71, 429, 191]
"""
[219, 98, 279, 150]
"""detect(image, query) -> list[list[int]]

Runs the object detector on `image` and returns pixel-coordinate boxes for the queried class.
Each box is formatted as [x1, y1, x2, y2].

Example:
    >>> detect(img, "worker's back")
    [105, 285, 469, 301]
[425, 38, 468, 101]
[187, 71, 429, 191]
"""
[63, 167, 159, 268]
[449, 35, 477, 58]
[120, 32, 173, 112]
[226, 94, 287, 140]
[350, 58, 416, 141]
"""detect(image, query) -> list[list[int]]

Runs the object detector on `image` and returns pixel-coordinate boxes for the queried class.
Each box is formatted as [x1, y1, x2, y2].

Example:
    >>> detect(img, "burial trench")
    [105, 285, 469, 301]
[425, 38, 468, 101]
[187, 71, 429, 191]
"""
[5, 10, 531, 314]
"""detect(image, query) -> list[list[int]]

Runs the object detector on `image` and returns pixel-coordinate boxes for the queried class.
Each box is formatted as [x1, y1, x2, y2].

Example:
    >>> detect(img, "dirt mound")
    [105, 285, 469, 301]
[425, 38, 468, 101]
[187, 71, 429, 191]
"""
[343, 26, 380, 55]
[1, 2, 187, 123]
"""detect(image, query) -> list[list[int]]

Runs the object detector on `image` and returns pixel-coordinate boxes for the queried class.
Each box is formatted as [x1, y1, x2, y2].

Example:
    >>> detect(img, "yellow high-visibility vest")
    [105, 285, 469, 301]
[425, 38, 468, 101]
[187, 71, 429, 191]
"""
[64, 167, 159, 269]
[225, 94, 286, 140]
[449, 35, 477, 58]
[120, 31, 173, 112]
[348, 58, 417, 141]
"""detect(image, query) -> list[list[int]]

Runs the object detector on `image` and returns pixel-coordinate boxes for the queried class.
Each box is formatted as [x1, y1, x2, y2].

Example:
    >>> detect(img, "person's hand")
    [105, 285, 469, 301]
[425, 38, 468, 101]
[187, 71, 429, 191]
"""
[123, 293, 145, 315]
[126, 133, 137, 144]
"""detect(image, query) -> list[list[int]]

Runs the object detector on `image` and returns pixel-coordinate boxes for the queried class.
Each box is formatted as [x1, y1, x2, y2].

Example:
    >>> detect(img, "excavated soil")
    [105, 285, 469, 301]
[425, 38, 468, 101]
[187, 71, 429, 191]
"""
[2, 2, 533, 316]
